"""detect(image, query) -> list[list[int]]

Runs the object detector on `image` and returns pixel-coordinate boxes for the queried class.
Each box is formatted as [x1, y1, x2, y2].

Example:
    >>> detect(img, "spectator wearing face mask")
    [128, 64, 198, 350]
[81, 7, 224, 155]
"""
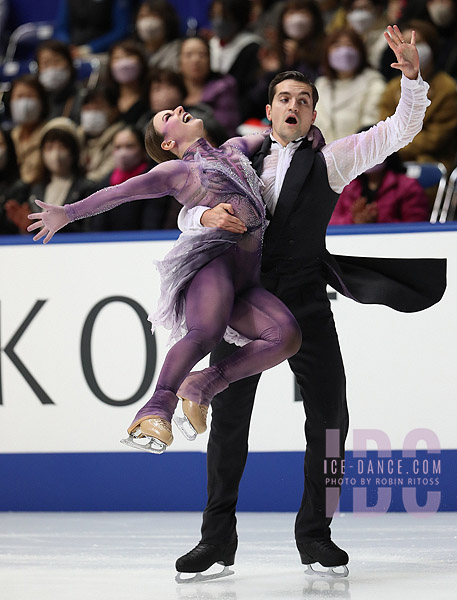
[243, 0, 325, 121]
[330, 139, 430, 224]
[425, 0, 457, 78]
[79, 87, 125, 182]
[344, 0, 388, 69]
[379, 20, 457, 173]
[36, 39, 84, 123]
[54, 0, 131, 58]
[313, 27, 386, 143]
[179, 36, 240, 138]
[0, 127, 21, 234]
[3, 118, 96, 234]
[134, 0, 181, 72]
[9, 75, 48, 184]
[208, 0, 262, 120]
[91, 125, 180, 230]
[107, 40, 149, 128]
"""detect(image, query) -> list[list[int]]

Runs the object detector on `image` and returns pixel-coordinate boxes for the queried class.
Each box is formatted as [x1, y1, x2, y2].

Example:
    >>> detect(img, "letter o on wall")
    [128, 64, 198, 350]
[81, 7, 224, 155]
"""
[81, 296, 156, 406]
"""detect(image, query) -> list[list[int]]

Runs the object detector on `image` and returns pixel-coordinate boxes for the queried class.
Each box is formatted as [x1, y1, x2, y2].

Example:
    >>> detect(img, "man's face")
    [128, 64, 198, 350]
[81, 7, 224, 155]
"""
[266, 80, 316, 146]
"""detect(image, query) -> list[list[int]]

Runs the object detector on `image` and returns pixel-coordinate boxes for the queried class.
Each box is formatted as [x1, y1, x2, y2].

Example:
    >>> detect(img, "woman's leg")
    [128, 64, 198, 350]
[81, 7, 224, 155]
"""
[177, 286, 302, 406]
[128, 255, 236, 434]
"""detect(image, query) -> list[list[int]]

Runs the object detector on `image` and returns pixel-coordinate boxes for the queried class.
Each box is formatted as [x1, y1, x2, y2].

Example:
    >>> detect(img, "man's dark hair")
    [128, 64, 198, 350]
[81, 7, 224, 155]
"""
[268, 71, 318, 108]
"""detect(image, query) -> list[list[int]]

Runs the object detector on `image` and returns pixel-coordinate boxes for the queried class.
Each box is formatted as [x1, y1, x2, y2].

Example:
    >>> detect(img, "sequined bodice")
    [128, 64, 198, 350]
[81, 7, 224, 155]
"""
[180, 138, 266, 243]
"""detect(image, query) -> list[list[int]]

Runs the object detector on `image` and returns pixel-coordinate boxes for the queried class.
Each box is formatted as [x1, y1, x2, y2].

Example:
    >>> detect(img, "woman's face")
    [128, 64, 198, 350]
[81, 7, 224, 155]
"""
[42, 138, 73, 176]
[328, 34, 357, 53]
[179, 39, 210, 81]
[152, 106, 203, 149]
[149, 81, 183, 113]
[113, 129, 145, 170]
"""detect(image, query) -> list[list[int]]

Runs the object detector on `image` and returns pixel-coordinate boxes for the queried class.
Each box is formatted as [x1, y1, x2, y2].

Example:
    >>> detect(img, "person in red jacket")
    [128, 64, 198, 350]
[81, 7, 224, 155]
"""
[329, 145, 430, 224]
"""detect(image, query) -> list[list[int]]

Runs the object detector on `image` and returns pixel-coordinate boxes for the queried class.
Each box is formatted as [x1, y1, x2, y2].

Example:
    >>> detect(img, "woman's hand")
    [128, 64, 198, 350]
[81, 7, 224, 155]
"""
[384, 25, 419, 80]
[27, 199, 70, 244]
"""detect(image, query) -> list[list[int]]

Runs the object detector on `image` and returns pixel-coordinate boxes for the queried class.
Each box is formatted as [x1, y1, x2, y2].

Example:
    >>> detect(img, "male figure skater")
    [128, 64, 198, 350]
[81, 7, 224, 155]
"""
[176, 26, 445, 577]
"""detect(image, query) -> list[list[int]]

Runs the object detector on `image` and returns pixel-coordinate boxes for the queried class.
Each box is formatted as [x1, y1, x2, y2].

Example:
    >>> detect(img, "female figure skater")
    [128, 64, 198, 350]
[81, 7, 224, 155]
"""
[27, 108, 314, 452]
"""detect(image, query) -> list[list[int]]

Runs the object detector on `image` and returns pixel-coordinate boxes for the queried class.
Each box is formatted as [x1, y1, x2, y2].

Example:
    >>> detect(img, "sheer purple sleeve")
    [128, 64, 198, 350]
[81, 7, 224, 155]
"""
[64, 160, 191, 222]
[221, 131, 270, 158]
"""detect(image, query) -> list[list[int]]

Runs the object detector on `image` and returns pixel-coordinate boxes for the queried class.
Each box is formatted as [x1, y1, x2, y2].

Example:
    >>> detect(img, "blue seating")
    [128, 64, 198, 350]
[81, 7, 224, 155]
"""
[404, 162, 448, 223]
[4, 22, 54, 63]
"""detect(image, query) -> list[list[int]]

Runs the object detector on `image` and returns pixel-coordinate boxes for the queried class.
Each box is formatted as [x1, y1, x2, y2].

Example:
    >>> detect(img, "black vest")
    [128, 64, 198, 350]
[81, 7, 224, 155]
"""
[252, 136, 339, 273]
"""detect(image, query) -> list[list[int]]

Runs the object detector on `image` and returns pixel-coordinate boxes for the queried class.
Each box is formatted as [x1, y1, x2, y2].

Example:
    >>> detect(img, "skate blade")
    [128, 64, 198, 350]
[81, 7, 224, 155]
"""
[304, 563, 349, 578]
[120, 434, 167, 454]
[175, 564, 234, 584]
[173, 410, 197, 441]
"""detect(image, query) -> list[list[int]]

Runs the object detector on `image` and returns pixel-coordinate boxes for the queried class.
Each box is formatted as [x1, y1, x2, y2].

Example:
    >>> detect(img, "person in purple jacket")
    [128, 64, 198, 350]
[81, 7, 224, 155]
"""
[179, 36, 241, 138]
[26, 106, 315, 453]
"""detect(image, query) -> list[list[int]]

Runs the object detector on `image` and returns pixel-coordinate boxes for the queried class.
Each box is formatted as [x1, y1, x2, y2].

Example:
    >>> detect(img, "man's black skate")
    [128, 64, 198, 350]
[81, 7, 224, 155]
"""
[175, 538, 237, 583]
[297, 539, 349, 578]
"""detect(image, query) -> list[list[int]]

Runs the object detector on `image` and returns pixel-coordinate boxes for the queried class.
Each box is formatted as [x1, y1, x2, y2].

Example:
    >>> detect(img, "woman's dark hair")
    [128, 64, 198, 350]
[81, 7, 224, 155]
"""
[322, 27, 368, 80]
[268, 70, 319, 107]
[115, 124, 147, 152]
[36, 39, 77, 82]
[145, 117, 178, 163]
[41, 128, 81, 176]
[148, 67, 187, 100]
[81, 85, 119, 108]
[211, 0, 252, 33]
[137, 0, 181, 41]
[9, 74, 48, 121]
[0, 127, 20, 182]
[107, 39, 149, 96]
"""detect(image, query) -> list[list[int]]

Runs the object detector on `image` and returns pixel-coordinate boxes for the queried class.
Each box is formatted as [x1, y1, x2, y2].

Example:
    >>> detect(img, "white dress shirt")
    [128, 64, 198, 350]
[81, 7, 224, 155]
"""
[178, 74, 430, 231]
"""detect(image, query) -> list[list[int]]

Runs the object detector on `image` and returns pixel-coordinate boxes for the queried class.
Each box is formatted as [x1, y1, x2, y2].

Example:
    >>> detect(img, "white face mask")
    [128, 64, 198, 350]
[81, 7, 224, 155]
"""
[415, 42, 433, 69]
[39, 67, 71, 92]
[346, 9, 376, 34]
[427, 2, 455, 27]
[43, 148, 73, 174]
[283, 13, 313, 40]
[81, 110, 108, 136]
[0, 146, 7, 170]
[10, 97, 42, 125]
[136, 16, 164, 42]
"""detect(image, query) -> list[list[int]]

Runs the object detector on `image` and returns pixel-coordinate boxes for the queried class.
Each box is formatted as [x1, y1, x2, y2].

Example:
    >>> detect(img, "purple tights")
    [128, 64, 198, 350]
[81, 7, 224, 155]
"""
[131, 253, 301, 425]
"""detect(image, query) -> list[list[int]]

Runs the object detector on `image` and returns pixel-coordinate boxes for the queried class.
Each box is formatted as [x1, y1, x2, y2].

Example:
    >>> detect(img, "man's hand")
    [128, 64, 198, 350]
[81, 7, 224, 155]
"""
[351, 197, 378, 224]
[384, 25, 419, 80]
[201, 203, 247, 233]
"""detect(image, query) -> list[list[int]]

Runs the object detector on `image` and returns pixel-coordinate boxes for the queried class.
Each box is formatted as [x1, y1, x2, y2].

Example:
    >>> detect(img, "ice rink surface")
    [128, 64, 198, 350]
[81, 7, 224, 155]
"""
[1, 511, 456, 600]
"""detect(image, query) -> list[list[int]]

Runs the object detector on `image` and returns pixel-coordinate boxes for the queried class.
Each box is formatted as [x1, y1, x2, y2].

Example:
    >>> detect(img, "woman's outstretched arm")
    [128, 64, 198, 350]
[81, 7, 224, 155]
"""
[27, 160, 190, 243]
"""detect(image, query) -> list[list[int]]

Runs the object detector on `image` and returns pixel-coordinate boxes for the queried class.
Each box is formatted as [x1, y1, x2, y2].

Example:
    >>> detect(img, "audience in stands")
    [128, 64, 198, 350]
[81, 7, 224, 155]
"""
[1, 0, 456, 233]
[134, 0, 181, 72]
[0, 127, 21, 234]
[208, 0, 261, 120]
[3, 117, 95, 233]
[379, 20, 457, 173]
[330, 142, 431, 224]
[36, 39, 84, 123]
[314, 27, 386, 143]
[79, 87, 125, 182]
[106, 40, 149, 128]
[9, 74, 48, 184]
[179, 36, 240, 137]
[91, 125, 181, 231]
[54, 0, 132, 58]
